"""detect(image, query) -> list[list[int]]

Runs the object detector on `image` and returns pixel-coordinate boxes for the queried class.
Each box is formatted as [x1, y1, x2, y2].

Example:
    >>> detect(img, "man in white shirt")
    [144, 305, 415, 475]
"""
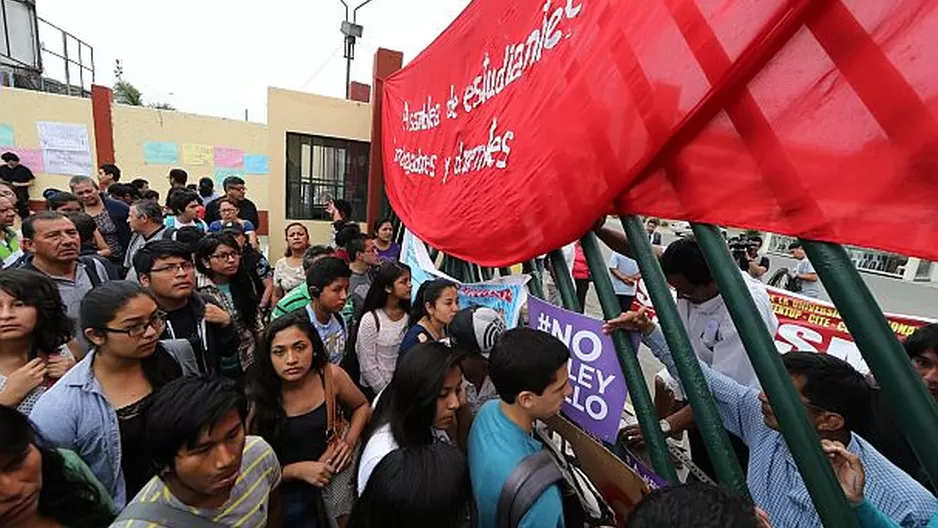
[593, 227, 778, 479]
[789, 241, 823, 298]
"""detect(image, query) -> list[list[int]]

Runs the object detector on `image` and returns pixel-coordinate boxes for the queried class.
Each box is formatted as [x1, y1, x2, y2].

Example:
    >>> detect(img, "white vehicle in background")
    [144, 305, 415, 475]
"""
[669, 221, 693, 237]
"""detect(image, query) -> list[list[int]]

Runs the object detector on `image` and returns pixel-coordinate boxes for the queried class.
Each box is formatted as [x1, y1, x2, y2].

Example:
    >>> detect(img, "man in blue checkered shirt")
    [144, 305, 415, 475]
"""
[607, 310, 938, 528]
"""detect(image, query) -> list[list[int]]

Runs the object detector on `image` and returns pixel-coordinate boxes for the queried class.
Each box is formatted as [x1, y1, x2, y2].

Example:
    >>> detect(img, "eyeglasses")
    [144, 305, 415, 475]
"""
[101, 311, 167, 337]
[150, 262, 195, 274]
[210, 251, 240, 262]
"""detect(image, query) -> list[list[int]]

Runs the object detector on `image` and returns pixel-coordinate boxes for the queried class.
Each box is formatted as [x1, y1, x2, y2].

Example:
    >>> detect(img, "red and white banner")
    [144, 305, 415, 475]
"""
[632, 282, 935, 374]
[383, 0, 938, 266]
[766, 287, 933, 374]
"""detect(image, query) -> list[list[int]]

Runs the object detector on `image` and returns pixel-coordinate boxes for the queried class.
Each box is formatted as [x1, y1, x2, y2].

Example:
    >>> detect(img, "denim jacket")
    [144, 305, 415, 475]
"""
[29, 340, 197, 509]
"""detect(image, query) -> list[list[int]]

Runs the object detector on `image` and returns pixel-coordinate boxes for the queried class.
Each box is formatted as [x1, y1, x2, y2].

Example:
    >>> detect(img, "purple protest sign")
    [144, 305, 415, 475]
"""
[620, 446, 669, 489]
[528, 297, 630, 443]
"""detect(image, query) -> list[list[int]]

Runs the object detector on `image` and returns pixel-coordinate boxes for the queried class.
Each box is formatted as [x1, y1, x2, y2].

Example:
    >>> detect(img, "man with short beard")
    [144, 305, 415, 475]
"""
[20, 211, 110, 354]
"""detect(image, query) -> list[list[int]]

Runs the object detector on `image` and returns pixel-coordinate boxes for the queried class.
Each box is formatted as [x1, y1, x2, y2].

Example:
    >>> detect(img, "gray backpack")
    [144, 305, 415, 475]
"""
[497, 427, 616, 528]
[496, 449, 564, 528]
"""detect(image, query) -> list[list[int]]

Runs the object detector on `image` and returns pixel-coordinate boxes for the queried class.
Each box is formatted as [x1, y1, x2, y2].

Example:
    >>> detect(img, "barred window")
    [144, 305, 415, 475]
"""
[285, 133, 369, 221]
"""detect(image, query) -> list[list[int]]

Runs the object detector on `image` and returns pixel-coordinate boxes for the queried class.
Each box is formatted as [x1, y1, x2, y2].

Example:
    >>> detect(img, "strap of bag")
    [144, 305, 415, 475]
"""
[324, 363, 337, 437]
[323, 364, 349, 442]
[496, 449, 563, 528]
[114, 501, 220, 528]
[78, 257, 103, 287]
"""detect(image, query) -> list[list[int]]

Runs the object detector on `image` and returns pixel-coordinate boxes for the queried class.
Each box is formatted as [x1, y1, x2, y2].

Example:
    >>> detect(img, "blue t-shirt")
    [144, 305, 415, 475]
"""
[468, 400, 565, 528]
[305, 305, 347, 365]
[608, 252, 639, 296]
[163, 216, 208, 232]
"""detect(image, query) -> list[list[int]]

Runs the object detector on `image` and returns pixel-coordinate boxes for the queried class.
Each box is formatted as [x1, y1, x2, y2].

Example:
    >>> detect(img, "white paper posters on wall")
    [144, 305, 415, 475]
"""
[36, 122, 93, 175]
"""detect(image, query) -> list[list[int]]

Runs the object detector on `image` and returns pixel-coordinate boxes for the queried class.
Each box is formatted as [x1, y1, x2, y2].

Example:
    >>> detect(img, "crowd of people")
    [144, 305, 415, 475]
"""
[0, 157, 935, 528]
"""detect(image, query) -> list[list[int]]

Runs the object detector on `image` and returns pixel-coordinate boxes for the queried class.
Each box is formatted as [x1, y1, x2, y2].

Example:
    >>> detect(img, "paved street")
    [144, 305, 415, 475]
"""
[589, 220, 938, 320]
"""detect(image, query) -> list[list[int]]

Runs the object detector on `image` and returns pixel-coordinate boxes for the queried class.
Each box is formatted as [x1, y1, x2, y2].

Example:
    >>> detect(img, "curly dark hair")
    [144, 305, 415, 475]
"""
[0, 269, 73, 356]
[0, 405, 116, 527]
[249, 313, 329, 449]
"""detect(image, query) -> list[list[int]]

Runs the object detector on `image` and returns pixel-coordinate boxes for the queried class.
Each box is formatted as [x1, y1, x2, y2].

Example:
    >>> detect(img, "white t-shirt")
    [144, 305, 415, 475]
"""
[357, 423, 451, 494]
[796, 257, 822, 298]
[675, 271, 779, 390]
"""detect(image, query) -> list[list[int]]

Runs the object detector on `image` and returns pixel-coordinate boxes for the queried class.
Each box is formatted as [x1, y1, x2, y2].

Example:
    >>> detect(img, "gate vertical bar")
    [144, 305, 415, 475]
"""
[802, 240, 938, 485]
[692, 223, 858, 527]
[523, 260, 545, 300]
[581, 233, 678, 483]
[621, 216, 748, 492]
[548, 250, 579, 312]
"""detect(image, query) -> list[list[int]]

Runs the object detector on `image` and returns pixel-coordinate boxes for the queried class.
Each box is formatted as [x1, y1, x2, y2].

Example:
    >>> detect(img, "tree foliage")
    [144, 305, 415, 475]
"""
[113, 80, 144, 106]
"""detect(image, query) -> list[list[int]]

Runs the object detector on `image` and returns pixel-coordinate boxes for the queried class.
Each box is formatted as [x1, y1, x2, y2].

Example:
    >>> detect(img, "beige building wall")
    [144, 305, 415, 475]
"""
[266, 87, 372, 257]
[0, 86, 373, 249]
[112, 105, 269, 215]
[0, 87, 96, 194]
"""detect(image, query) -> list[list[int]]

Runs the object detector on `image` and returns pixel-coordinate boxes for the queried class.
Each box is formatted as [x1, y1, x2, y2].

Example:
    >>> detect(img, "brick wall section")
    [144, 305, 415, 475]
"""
[349, 82, 371, 103]
[90, 85, 115, 165]
[366, 48, 403, 229]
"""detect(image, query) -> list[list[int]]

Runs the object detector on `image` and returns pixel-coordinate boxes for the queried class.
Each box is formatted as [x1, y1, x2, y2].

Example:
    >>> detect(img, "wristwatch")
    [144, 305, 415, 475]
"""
[659, 419, 672, 435]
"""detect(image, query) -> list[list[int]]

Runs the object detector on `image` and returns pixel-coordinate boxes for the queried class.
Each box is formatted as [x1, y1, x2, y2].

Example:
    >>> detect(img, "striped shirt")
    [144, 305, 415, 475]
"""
[112, 436, 281, 528]
[644, 328, 938, 528]
[271, 284, 311, 320]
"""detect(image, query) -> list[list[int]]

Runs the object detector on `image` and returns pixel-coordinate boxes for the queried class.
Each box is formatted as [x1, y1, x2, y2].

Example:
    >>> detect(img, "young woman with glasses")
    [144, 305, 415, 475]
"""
[195, 233, 262, 372]
[29, 281, 199, 508]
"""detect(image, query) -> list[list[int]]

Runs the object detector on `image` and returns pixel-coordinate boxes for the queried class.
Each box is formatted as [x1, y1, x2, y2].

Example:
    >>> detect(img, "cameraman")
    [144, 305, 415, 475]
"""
[744, 237, 770, 280]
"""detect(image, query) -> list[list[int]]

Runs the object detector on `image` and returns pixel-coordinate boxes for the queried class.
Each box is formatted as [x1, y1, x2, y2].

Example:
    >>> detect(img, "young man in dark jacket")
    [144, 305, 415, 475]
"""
[135, 240, 242, 382]
[204, 176, 259, 227]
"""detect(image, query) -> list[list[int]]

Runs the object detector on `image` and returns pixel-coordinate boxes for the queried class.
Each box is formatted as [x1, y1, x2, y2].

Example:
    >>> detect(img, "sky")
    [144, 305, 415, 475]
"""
[36, 0, 472, 122]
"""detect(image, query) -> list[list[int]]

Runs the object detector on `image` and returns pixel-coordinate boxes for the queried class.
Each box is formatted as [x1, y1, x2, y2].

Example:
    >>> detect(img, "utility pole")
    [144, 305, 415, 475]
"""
[338, 0, 376, 99]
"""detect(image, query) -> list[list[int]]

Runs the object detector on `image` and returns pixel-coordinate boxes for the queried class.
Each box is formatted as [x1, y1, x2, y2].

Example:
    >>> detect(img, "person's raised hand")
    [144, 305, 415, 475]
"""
[203, 304, 232, 327]
[45, 354, 75, 379]
[603, 307, 654, 335]
[618, 423, 646, 450]
[821, 439, 866, 506]
[1, 358, 47, 402]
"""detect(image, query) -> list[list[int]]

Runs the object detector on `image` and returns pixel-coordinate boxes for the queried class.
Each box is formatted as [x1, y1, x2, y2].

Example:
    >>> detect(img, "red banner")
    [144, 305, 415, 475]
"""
[632, 282, 934, 373]
[383, 0, 938, 266]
